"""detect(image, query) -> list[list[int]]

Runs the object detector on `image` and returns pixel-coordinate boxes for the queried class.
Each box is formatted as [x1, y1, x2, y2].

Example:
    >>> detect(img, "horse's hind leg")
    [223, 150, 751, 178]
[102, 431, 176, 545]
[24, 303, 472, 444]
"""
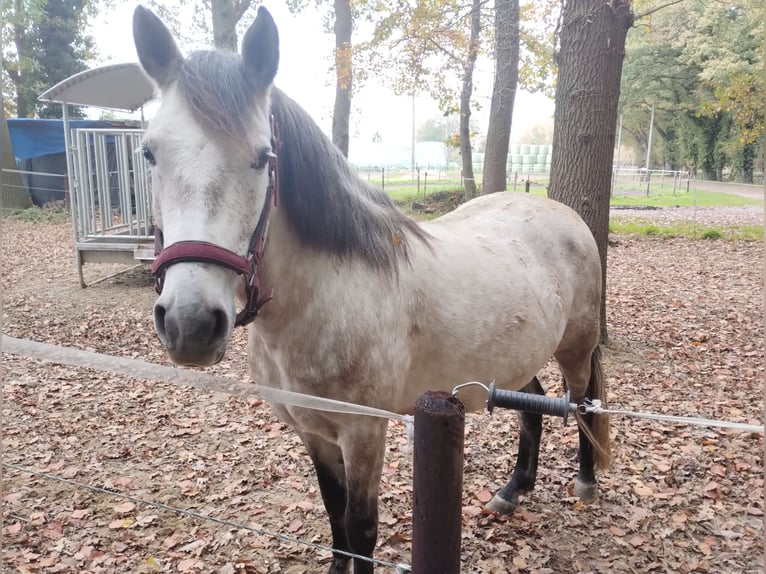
[486, 377, 544, 515]
[556, 345, 611, 503]
[299, 433, 352, 574]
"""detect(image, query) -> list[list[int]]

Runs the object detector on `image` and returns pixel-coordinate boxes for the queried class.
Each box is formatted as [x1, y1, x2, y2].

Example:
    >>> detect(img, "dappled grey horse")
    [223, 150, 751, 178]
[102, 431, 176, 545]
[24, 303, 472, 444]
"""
[133, 6, 611, 572]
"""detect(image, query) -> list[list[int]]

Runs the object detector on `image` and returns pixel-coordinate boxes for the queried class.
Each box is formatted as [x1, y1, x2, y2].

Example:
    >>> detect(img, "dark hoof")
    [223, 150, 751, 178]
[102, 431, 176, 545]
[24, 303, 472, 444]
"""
[486, 493, 518, 515]
[328, 558, 350, 574]
[572, 478, 598, 503]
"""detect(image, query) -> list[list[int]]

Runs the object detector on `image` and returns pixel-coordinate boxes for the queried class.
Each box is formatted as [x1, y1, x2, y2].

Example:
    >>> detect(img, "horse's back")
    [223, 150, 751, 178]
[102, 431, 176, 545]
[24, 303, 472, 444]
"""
[399, 192, 601, 412]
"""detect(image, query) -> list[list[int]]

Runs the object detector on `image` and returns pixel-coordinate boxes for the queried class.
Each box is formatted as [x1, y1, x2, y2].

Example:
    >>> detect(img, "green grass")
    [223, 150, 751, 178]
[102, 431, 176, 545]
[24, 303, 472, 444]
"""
[611, 186, 762, 207]
[385, 180, 761, 209]
[3, 201, 68, 223]
[609, 218, 763, 241]
[386, 182, 462, 201]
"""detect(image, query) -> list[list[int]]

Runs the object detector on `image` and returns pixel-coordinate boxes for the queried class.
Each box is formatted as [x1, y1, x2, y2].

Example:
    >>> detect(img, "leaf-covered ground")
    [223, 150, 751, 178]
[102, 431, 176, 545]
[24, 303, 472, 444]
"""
[2, 205, 763, 573]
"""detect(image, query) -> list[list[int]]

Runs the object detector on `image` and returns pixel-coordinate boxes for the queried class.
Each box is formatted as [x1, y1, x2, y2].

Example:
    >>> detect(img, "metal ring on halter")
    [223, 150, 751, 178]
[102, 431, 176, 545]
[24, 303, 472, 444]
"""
[451, 381, 491, 397]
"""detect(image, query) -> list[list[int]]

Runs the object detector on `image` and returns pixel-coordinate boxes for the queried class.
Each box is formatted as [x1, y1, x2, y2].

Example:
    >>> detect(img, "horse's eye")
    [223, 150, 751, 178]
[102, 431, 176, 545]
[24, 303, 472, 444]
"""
[142, 147, 156, 166]
[250, 148, 271, 171]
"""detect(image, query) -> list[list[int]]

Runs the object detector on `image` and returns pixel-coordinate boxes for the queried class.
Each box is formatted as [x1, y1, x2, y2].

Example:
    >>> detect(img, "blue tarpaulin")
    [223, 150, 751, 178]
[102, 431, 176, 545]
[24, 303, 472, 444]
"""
[7, 119, 114, 160]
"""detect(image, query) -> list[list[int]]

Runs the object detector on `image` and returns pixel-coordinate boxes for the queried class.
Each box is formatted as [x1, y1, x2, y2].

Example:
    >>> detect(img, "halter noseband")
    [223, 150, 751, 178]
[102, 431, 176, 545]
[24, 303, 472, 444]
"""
[150, 116, 281, 328]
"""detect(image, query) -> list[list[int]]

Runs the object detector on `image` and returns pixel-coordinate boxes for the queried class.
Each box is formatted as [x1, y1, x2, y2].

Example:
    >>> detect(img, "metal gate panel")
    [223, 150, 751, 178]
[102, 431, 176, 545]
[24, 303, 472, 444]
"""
[69, 127, 154, 286]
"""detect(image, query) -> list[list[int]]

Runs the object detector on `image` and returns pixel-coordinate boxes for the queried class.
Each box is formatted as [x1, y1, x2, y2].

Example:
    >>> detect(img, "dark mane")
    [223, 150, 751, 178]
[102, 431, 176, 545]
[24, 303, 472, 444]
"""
[175, 48, 429, 270]
[270, 88, 430, 270]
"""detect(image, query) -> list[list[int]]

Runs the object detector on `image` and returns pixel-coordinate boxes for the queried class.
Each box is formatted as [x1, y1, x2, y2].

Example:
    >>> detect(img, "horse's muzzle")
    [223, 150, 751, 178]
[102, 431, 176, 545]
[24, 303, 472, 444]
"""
[153, 300, 230, 366]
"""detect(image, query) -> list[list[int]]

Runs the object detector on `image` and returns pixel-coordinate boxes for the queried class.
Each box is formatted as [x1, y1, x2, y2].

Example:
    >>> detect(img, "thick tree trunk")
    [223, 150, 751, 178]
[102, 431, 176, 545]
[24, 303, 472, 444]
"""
[2, 106, 32, 210]
[482, 0, 519, 195]
[332, 0, 353, 157]
[211, 0, 251, 51]
[11, 9, 34, 118]
[459, 0, 482, 200]
[548, 0, 633, 344]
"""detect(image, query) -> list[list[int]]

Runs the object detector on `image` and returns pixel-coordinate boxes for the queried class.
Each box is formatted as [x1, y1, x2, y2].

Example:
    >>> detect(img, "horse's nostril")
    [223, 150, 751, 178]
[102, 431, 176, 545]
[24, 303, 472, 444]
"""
[209, 308, 228, 345]
[154, 303, 166, 328]
[153, 303, 177, 348]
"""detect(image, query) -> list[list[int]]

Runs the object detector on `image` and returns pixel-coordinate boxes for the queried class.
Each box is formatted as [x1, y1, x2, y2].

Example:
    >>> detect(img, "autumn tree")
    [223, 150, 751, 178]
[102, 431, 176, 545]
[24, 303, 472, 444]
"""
[2, 0, 95, 117]
[331, 0, 352, 156]
[481, 0, 519, 194]
[619, 0, 763, 182]
[547, 0, 634, 343]
[481, 0, 558, 193]
[360, 0, 490, 198]
[2, 103, 30, 208]
[2, 0, 44, 116]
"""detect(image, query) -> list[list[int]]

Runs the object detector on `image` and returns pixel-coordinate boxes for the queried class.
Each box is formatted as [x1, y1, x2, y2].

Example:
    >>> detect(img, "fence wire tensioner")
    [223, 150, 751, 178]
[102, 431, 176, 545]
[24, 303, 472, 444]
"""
[452, 381, 597, 425]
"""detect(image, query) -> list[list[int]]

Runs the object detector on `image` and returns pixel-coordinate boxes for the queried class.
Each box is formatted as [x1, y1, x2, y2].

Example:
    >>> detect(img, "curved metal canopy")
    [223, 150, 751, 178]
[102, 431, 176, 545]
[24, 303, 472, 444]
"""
[38, 62, 157, 112]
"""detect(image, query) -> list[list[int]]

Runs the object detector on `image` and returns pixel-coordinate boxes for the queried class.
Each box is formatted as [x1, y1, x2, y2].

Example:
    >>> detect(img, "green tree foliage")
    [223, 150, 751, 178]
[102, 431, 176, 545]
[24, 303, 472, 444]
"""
[619, 0, 763, 182]
[2, 0, 95, 118]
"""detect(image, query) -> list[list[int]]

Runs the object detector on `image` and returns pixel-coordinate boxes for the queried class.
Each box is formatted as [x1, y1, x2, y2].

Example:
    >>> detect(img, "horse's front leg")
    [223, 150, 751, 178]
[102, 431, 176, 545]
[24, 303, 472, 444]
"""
[487, 377, 544, 515]
[299, 432, 352, 574]
[339, 417, 388, 574]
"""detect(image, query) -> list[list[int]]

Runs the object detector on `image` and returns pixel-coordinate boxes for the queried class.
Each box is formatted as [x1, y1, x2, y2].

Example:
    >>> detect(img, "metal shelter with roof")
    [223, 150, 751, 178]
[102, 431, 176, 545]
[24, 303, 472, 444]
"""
[38, 63, 158, 287]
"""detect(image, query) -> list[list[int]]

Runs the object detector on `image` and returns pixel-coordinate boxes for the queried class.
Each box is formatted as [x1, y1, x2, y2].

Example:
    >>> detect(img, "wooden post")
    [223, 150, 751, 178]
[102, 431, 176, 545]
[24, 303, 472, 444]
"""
[412, 391, 465, 574]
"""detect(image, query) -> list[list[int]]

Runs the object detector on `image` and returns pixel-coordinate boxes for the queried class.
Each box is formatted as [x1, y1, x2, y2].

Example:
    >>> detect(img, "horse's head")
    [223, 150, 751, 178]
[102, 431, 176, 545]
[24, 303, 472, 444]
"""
[133, 5, 279, 366]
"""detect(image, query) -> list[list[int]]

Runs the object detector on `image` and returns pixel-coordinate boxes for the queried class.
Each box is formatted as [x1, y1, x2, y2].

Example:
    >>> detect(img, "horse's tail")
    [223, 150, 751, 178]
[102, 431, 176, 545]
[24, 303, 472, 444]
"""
[575, 345, 612, 470]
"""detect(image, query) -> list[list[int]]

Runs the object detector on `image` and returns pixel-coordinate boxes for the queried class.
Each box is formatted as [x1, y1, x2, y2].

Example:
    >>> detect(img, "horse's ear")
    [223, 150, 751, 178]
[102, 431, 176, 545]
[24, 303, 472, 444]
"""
[133, 5, 183, 89]
[241, 6, 279, 91]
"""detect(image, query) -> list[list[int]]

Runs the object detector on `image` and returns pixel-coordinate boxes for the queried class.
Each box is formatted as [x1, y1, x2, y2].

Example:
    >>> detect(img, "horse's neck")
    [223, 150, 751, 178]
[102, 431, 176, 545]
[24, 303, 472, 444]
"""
[258, 210, 332, 308]
[256, 208, 403, 331]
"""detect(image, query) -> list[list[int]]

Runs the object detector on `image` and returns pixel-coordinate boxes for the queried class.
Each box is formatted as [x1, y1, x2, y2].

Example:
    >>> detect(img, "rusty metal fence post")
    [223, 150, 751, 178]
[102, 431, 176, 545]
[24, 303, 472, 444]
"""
[412, 390, 465, 573]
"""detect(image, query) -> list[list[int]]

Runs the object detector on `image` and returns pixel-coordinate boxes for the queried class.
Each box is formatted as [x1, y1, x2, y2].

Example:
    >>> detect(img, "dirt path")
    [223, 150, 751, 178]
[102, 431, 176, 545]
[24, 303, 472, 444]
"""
[689, 179, 764, 200]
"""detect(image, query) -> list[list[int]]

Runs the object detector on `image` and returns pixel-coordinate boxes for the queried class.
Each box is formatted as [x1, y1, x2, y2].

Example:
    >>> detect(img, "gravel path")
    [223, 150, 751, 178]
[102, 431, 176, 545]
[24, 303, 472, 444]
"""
[611, 205, 763, 227]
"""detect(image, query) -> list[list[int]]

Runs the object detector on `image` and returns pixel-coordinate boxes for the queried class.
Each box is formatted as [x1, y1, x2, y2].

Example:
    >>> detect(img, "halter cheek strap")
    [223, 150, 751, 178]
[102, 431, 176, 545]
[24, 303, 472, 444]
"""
[151, 116, 281, 328]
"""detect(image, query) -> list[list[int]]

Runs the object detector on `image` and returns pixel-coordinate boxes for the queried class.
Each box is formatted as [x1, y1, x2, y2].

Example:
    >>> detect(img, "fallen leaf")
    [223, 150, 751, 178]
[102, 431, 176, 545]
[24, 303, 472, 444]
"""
[113, 501, 136, 514]
[163, 533, 183, 549]
[610, 525, 626, 536]
[633, 483, 654, 497]
[709, 464, 726, 477]
[512, 555, 527, 568]
[463, 506, 482, 517]
[178, 559, 198, 572]
[108, 518, 134, 529]
[287, 520, 303, 533]
[475, 490, 493, 503]
[3, 492, 23, 504]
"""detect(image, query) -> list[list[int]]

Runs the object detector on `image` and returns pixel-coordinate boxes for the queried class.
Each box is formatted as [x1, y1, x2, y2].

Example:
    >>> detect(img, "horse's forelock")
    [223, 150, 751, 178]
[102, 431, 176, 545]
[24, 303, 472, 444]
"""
[176, 50, 262, 142]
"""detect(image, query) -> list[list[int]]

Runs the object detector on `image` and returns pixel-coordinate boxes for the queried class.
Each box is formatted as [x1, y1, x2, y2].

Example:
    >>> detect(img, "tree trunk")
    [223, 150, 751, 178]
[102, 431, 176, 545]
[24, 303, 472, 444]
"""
[737, 141, 755, 183]
[332, 0, 353, 157]
[2, 106, 32, 210]
[211, 0, 251, 51]
[459, 0, 482, 200]
[11, 1, 34, 119]
[482, 0, 519, 195]
[548, 0, 633, 344]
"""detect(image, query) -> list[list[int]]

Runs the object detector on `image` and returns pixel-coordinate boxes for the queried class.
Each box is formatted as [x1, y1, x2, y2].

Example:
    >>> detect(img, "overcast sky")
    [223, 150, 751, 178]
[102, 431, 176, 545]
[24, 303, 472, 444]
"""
[88, 1, 554, 146]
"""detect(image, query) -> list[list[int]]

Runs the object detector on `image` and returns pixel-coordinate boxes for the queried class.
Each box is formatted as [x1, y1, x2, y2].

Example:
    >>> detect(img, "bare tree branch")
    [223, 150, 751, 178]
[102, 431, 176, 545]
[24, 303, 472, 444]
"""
[634, 0, 685, 20]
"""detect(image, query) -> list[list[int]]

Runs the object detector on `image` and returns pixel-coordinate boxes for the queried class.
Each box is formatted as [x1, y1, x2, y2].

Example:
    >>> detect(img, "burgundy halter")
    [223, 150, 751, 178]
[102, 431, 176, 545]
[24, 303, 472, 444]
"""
[151, 116, 281, 328]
